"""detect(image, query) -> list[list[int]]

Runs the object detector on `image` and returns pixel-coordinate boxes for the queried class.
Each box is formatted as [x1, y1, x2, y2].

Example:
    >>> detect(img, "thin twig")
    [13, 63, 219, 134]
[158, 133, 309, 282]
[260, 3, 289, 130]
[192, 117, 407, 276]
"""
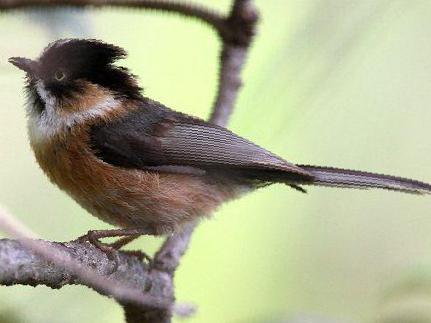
[0, 205, 39, 239]
[0, 0, 225, 33]
[153, 221, 196, 273]
[211, 0, 259, 125]
[210, 45, 247, 126]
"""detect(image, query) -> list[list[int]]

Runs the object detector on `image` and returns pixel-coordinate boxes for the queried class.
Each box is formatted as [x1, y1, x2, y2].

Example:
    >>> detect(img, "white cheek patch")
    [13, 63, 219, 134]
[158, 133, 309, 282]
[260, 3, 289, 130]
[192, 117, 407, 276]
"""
[28, 81, 121, 144]
[35, 80, 57, 113]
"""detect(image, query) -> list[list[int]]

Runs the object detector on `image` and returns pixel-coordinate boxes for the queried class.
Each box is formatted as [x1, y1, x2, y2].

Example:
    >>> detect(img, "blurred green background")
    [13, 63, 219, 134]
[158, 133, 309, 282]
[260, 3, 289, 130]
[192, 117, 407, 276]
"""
[1, 1, 431, 322]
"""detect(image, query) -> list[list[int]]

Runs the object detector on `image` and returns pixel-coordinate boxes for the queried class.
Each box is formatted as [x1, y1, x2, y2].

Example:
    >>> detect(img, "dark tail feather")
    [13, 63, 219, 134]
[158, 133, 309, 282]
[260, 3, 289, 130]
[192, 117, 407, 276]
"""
[297, 165, 431, 195]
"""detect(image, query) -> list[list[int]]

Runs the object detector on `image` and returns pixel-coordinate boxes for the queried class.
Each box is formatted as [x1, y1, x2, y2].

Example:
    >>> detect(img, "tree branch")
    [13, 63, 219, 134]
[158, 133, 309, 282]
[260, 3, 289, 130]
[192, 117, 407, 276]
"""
[0, 239, 164, 300]
[0, 0, 225, 31]
[0, 206, 172, 309]
[210, 0, 259, 126]
[0, 238, 173, 321]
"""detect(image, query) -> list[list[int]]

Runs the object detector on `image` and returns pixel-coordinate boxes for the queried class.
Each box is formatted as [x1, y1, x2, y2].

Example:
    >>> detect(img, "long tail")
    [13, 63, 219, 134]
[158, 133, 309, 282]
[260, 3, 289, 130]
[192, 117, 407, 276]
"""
[297, 165, 431, 195]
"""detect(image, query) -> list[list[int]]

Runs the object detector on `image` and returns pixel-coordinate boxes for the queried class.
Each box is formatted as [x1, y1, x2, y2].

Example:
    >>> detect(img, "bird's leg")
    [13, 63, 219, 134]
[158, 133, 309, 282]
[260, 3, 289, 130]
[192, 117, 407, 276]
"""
[75, 228, 153, 263]
[108, 235, 153, 263]
[109, 234, 140, 249]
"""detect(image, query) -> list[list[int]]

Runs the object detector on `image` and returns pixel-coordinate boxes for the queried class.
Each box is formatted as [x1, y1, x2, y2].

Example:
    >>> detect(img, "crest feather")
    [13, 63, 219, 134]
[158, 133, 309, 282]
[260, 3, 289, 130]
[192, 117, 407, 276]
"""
[40, 39, 127, 68]
[36, 39, 142, 100]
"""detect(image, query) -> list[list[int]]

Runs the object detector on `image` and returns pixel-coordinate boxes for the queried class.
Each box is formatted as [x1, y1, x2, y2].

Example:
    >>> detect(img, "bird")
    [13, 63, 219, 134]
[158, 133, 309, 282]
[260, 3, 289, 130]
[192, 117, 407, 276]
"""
[8, 38, 431, 250]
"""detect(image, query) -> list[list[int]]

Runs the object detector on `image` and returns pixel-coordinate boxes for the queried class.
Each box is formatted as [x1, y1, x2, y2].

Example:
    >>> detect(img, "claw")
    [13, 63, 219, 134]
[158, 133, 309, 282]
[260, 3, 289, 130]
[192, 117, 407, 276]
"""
[72, 229, 152, 264]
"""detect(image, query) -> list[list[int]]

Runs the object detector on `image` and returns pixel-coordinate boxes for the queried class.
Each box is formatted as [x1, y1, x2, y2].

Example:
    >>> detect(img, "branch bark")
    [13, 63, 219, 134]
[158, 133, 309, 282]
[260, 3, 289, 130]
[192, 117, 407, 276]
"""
[210, 0, 259, 126]
[0, 0, 259, 322]
[0, 239, 173, 322]
[0, 239, 165, 300]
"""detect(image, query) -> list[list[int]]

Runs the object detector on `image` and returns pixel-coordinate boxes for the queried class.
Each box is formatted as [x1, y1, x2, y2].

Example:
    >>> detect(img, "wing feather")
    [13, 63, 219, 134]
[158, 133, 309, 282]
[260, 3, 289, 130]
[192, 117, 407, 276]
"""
[90, 99, 311, 180]
[161, 123, 306, 174]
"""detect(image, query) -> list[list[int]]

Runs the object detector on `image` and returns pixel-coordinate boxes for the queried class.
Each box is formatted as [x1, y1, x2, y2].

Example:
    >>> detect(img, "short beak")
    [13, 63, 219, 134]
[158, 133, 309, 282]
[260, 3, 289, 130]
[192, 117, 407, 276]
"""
[8, 57, 38, 77]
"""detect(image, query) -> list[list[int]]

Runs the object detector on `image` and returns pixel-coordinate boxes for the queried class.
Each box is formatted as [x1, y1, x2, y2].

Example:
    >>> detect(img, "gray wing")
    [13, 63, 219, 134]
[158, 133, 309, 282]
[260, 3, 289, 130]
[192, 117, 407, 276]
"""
[160, 123, 308, 174]
[90, 98, 312, 182]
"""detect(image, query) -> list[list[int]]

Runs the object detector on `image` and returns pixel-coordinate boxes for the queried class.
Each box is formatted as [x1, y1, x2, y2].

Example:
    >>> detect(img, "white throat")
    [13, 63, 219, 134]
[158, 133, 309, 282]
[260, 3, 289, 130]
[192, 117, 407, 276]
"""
[27, 80, 120, 143]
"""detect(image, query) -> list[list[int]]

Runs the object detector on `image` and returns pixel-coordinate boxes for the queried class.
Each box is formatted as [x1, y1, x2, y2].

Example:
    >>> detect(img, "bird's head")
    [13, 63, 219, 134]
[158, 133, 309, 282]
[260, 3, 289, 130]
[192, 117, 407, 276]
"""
[9, 39, 142, 136]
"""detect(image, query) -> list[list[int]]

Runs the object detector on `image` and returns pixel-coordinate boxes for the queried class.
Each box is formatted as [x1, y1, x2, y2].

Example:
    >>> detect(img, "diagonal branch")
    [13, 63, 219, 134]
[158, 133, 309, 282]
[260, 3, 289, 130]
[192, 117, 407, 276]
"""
[0, 207, 172, 312]
[0, 239, 171, 308]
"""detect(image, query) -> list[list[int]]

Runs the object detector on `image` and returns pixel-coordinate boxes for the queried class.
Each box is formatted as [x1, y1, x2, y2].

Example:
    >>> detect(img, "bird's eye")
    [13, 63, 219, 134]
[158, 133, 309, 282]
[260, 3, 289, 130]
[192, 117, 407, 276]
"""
[54, 70, 65, 81]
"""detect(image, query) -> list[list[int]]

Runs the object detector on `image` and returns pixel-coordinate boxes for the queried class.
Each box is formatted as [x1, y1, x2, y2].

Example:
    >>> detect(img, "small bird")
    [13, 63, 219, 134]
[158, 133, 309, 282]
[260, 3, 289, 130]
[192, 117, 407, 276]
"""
[8, 39, 431, 248]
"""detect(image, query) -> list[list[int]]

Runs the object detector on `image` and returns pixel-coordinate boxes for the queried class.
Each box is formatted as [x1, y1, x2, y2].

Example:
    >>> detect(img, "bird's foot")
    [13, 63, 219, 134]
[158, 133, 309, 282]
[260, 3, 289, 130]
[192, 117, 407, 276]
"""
[74, 229, 152, 264]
